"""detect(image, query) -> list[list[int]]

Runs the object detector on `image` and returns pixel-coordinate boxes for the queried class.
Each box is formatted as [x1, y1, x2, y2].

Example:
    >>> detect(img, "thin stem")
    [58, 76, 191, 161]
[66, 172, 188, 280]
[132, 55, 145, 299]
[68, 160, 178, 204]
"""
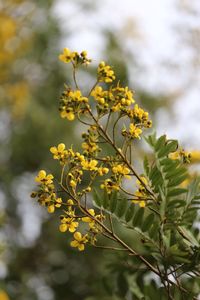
[119, 186, 151, 201]
[108, 213, 114, 234]
[72, 63, 79, 90]
[77, 113, 93, 126]
[112, 115, 121, 145]
[93, 245, 128, 251]
[105, 110, 111, 133]
[59, 164, 66, 185]
[87, 80, 98, 98]
[129, 143, 132, 164]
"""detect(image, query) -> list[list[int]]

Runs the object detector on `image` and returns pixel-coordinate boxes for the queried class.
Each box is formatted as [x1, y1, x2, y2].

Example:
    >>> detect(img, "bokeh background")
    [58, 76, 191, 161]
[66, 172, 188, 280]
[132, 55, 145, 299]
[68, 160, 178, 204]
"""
[0, 0, 200, 299]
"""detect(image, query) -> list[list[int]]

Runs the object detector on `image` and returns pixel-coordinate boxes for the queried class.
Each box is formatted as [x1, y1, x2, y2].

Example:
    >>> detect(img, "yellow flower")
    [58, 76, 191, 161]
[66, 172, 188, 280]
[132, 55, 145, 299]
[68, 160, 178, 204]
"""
[169, 151, 180, 160]
[47, 204, 55, 213]
[98, 61, 115, 83]
[81, 50, 87, 57]
[46, 197, 62, 214]
[55, 198, 62, 208]
[91, 86, 106, 105]
[69, 90, 88, 103]
[50, 143, 67, 161]
[100, 179, 120, 194]
[132, 191, 146, 207]
[59, 48, 91, 65]
[70, 232, 88, 251]
[98, 167, 109, 176]
[70, 180, 77, 188]
[85, 186, 92, 193]
[67, 199, 74, 208]
[190, 151, 200, 161]
[82, 209, 103, 232]
[132, 200, 146, 208]
[129, 123, 142, 139]
[169, 149, 191, 163]
[65, 199, 75, 215]
[60, 108, 75, 121]
[80, 51, 92, 65]
[82, 142, 99, 154]
[35, 170, 54, 185]
[59, 48, 75, 63]
[111, 103, 122, 112]
[81, 159, 98, 171]
[82, 208, 95, 223]
[76, 152, 85, 161]
[112, 164, 130, 179]
[134, 104, 148, 121]
[133, 176, 148, 207]
[59, 217, 78, 233]
[111, 85, 135, 107]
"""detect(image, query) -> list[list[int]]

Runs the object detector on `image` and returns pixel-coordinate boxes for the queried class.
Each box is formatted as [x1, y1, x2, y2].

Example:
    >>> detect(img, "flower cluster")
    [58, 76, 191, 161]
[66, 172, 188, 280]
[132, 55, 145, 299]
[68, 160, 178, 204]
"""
[97, 61, 115, 83]
[59, 48, 91, 66]
[127, 104, 151, 126]
[91, 84, 135, 113]
[59, 89, 88, 121]
[128, 123, 143, 139]
[58, 198, 104, 250]
[31, 170, 62, 213]
[82, 126, 101, 157]
[32, 48, 153, 251]
[112, 164, 131, 179]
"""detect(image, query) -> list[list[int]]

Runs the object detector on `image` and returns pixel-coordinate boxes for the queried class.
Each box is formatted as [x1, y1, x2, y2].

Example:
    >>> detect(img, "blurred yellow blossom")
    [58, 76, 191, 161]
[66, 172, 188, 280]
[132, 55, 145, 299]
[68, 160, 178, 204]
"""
[0, 290, 10, 300]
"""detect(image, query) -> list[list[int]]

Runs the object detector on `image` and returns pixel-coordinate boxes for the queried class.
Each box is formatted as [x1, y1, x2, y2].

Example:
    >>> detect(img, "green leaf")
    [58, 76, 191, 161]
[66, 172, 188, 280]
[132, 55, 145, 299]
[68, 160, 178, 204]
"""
[116, 198, 127, 218]
[132, 207, 144, 227]
[117, 273, 128, 298]
[125, 204, 135, 222]
[93, 188, 102, 207]
[159, 186, 167, 218]
[168, 173, 188, 187]
[145, 133, 156, 147]
[103, 189, 109, 209]
[149, 165, 158, 180]
[173, 256, 191, 264]
[110, 193, 118, 213]
[165, 166, 186, 179]
[149, 222, 159, 239]
[102, 276, 113, 296]
[157, 140, 178, 158]
[162, 231, 171, 248]
[167, 188, 187, 197]
[155, 135, 166, 152]
[162, 159, 180, 173]
[178, 226, 199, 247]
[141, 213, 154, 232]
[167, 199, 185, 208]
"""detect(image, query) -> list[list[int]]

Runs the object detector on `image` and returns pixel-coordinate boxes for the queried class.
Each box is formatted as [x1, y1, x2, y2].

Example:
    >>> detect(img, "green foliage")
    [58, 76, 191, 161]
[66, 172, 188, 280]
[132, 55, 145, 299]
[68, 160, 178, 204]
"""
[93, 133, 200, 299]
